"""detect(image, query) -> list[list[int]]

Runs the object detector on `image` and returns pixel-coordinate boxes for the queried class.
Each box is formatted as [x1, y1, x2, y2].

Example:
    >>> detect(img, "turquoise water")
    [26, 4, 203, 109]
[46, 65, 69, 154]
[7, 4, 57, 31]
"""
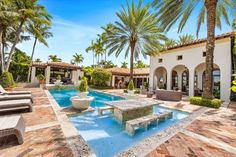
[49, 89, 189, 157]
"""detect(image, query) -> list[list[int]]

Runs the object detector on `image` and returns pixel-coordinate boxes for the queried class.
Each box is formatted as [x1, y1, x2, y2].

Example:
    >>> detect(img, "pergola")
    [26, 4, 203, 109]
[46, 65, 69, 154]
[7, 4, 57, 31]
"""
[107, 67, 150, 88]
[30, 62, 83, 85]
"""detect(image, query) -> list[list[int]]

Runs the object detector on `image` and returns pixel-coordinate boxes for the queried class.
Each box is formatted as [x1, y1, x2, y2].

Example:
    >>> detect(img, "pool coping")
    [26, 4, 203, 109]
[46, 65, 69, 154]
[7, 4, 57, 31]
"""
[46, 89, 207, 157]
[45, 90, 96, 157]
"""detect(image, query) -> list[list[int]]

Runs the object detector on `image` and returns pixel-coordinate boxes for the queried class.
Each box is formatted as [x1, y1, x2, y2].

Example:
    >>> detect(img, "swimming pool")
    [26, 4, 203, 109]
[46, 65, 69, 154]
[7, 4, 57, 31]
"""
[49, 89, 189, 157]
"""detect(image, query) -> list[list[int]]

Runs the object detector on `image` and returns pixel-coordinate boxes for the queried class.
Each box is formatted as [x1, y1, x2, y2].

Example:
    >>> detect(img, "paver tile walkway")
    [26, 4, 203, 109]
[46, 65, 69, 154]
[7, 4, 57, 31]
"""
[0, 88, 74, 157]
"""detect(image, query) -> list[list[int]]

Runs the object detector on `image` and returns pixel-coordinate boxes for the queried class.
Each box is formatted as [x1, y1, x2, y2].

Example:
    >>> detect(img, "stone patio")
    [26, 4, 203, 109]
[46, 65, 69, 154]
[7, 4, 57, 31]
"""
[1, 88, 236, 157]
[0, 88, 74, 157]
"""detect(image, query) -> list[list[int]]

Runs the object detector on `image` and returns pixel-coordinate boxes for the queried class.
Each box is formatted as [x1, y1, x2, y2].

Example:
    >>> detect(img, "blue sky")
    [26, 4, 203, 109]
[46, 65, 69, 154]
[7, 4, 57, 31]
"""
[18, 0, 233, 67]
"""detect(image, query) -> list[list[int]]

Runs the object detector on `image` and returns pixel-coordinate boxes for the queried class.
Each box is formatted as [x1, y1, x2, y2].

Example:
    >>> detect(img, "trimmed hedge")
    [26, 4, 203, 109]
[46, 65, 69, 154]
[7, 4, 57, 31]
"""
[91, 68, 111, 87]
[190, 96, 221, 108]
[0, 72, 15, 88]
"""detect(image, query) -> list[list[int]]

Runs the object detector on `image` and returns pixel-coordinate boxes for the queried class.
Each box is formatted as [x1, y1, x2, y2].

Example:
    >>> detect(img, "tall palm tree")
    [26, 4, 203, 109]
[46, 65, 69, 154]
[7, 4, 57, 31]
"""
[27, 25, 53, 82]
[35, 58, 42, 62]
[105, 0, 166, 81]
[72, 53, 84, 65]
[152, 0, 236, 99]
[121, 61, 128, 68]
[178, 34, 195, 44]
[48, 55, 61, 62]
[86, 40, 96, 65]
[5, 0, 51, 72]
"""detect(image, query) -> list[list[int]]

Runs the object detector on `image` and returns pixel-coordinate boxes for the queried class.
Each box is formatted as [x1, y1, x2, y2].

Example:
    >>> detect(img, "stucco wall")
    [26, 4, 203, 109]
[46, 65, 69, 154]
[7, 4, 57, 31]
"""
[149, 38, 232, 101]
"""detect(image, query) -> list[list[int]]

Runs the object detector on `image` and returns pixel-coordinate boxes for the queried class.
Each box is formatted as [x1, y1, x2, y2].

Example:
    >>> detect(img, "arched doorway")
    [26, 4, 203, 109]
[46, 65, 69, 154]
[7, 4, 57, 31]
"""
[154, 67, 167, 89]
[194, 63, 220, 98]
[171, 70, 178, 90]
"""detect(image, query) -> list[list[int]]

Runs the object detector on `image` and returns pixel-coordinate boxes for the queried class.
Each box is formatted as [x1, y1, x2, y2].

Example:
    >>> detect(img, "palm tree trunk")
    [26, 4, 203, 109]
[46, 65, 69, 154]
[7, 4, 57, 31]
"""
[130, 43, 135, 81]
[5, 20, 24, 71]
[27, 37, 38, 82]
[202, 0, 217, 99]
[0, 27, 4, 73]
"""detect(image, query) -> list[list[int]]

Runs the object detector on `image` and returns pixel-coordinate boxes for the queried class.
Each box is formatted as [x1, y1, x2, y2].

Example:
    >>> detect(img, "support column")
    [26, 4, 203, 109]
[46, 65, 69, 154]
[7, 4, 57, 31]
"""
[112, 75, 115, 87]
[45, 66, 50, 84]
[166, 69, 172, 90]
[188, 68, 195, 97]
[177, 71, 182, 91]
[72, 70, 79, 85]
[31, 67, 36, 83]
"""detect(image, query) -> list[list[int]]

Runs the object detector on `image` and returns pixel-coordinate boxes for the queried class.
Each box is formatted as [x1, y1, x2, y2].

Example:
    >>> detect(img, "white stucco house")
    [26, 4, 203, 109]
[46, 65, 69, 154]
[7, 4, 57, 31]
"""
[149, 32, 235, 101]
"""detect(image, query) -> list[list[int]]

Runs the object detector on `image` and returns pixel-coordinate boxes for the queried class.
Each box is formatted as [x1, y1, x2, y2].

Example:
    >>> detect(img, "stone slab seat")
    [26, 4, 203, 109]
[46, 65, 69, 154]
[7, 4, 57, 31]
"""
[125, 111, 173, 136]
[0, 115, 25, 144]
[156, 90, 182, 101]
[0, 94, 33, 103]
[0, 99, 33, 112]
[98, 106, 114, 115]
[0, 85, 31, 95]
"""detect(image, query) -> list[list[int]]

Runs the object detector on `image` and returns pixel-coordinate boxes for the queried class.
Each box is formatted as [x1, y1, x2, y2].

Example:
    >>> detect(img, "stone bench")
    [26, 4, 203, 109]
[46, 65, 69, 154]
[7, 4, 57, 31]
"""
[98, 106, 114, 115]
[125, 111, 173, 136]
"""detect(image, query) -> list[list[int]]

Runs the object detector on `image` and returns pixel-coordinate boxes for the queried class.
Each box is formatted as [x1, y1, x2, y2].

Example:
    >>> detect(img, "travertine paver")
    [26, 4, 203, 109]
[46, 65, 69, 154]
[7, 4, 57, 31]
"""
[146, 133, 236, 157]
[0, 88, 74, 157]
[146, 106, 236, 157]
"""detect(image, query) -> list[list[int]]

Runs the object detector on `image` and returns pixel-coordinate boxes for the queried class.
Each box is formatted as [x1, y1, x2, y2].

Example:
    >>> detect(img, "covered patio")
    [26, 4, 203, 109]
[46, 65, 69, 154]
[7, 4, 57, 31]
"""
[30, 62, 84, 85]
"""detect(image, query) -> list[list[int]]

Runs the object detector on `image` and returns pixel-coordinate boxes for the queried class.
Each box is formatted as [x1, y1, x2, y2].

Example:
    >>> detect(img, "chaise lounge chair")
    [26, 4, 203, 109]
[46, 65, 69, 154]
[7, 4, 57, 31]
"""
[0, 94, 33, 102]
[0, 115, 25, 144]
[0, 99, 33, 112]
[0, 85, 31, 95]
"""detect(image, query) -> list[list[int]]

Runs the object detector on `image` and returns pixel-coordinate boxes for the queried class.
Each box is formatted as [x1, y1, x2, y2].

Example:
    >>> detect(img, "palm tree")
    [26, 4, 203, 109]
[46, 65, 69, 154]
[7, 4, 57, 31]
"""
[165, 39, 177, 48]
[152, 0, 236, 99]
[5, 0, 51, 72]
[86, 40, 96, 65]
[121, 62, 128, 68]
[105, 0, 166, 81]
[178, 34, 195, 44]
[48, 55, 61, 62]
[72, 53, 84, 65]
[35, 58, 42, 62]
[134, 60, 148, 68]
[27, 25, 53, 82]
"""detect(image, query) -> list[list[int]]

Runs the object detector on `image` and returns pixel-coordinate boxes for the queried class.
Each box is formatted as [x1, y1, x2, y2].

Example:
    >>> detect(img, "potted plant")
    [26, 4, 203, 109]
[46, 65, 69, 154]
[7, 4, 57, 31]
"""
[127, 80, 135, 94]
[76, 78, 88, 98]
[36, 74, 45, 84]
[56, 75, 61, 81]
[0, 72, 15, 91]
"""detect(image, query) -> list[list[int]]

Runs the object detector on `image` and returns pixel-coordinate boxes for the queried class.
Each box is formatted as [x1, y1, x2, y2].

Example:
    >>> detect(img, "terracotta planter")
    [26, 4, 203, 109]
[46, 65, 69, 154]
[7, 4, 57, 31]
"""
[4, 87, 13, 91]
[39, 80, 45, 84]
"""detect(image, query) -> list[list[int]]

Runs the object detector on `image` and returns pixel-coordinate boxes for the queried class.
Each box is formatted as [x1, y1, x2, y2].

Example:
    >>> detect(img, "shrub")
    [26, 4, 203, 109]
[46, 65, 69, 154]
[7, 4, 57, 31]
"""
[0, 72, 15, 88]
[91, 68, 111, 87]
[127, 80, 134, 91]
[124, 89, 128, 93]
[56, 75, 61, 80]
[134, 89, 140, 94]
[77, 79, 88, 92]
[190, 96, 221, 108]
[37, 74, 45, 81]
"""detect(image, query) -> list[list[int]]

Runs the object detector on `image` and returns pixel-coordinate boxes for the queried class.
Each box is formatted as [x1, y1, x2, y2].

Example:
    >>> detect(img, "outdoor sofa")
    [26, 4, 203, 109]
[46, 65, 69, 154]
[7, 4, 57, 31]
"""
[0, 99, 33, 112]
[0, 85, 31, 95]
[156, 89, 182, 101]
[0, 115, 25, 144]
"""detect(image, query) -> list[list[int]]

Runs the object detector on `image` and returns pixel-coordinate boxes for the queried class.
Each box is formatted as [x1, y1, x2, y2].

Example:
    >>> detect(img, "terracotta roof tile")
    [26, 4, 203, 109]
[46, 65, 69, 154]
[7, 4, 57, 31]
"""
[32, 62, 80, 70]
[165, 32, 235, 51]
[107, 67, 149, 76]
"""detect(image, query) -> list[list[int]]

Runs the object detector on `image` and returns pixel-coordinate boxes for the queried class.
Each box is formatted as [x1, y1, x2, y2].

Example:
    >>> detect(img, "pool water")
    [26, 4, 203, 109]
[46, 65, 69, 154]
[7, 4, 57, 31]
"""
[49, 89, 189, 157]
